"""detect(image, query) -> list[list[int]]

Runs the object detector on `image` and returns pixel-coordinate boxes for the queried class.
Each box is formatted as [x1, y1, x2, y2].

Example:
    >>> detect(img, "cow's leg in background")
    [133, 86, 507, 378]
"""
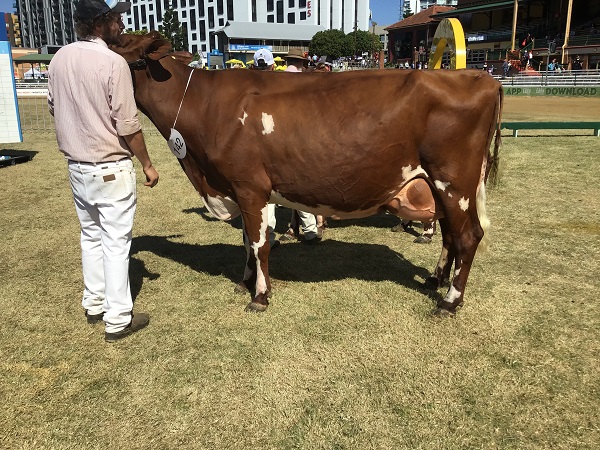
[238, 201, 273, 312]
[413, 220, 436, 243]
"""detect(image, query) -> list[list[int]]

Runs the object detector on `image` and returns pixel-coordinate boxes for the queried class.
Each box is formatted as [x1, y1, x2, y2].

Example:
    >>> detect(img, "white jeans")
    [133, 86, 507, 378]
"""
[68, 159, 136, 333]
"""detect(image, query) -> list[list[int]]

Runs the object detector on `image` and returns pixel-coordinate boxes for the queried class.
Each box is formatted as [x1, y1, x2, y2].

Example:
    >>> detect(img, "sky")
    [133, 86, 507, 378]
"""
[0, 0, 14, 14]
[0, 0, 413, 26]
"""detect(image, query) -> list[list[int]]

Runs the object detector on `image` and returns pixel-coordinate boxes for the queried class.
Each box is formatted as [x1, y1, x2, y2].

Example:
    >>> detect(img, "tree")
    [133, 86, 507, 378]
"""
[345, 30, 383, 57]
[403, 2, 414, 19]
[309, 29, 349, 60]
[159, 6, 188, 51]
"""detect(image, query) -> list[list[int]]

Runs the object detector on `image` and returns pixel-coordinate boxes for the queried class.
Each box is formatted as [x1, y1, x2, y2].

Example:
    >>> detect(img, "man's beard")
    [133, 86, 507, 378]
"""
[101, 23, 120, 45]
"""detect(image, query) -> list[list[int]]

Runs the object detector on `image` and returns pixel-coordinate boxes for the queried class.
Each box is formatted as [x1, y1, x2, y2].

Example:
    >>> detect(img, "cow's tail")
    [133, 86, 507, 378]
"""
[477, 85, 503, 254]
[486, 86, 503, 187]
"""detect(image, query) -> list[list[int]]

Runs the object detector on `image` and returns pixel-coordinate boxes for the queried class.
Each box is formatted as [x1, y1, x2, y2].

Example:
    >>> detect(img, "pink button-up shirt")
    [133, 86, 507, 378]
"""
[48, 37, 141, 163]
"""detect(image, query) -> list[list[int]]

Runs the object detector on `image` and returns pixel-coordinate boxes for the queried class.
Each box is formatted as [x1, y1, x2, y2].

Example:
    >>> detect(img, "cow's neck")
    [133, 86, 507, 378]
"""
[134, 58, 196, 139]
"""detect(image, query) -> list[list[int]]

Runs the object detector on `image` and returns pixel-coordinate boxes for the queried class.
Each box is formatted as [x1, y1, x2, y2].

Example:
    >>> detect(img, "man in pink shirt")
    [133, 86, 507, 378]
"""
[48, 0, 158, 342]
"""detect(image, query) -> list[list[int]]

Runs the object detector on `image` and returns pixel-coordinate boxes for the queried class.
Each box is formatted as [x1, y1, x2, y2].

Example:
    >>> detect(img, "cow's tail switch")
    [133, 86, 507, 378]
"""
[486, 86, 503, 187]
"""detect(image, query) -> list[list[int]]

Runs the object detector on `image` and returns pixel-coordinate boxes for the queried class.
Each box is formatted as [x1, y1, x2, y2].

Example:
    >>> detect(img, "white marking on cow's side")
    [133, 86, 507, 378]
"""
[443, 285, 462, 304]
[261, 113, 275, 135]
[401, 164, 428, 182]
[238, 110, 248, 125]
[448, 192, 453, 198]
[434, 180, 450, 191]
[250, 205, 270, 294]
[458, 197, 469, 211]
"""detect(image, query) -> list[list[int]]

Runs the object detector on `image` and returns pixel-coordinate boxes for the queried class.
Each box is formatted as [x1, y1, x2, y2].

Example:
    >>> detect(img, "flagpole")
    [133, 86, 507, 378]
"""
[561, 0, 573, 65]
[511, 0, 518, 51]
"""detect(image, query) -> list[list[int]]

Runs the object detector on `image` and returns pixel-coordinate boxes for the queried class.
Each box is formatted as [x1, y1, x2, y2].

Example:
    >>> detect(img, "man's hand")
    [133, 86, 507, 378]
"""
[143, 165, 159, 187]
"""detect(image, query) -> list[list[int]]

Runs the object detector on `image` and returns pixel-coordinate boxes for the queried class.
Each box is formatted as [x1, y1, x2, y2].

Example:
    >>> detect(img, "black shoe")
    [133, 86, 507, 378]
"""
[105, 312, 150, 343]
[271, 240, 281, 250]
[85, 311, 104, 324]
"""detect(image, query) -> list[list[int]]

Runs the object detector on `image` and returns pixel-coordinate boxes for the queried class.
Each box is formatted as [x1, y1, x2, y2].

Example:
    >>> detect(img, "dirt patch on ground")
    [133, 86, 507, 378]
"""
[503, 96, 600, 121]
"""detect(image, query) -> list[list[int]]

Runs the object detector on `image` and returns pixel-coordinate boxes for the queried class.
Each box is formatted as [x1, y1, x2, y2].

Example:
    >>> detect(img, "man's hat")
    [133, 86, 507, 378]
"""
[253, 48, 275, 67]
[285, 48, 307, 61]
[75, 0, 131, 20]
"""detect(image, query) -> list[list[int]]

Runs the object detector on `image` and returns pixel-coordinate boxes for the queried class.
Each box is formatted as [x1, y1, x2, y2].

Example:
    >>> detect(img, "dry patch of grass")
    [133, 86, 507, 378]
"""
[1, 105, 599, 448]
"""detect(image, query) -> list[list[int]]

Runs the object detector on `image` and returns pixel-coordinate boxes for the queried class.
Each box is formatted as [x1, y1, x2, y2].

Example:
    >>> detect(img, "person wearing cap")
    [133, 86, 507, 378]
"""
[275, 48, 322, 244]
[48, 0, 158, 342]
[252, 48, 275, 71]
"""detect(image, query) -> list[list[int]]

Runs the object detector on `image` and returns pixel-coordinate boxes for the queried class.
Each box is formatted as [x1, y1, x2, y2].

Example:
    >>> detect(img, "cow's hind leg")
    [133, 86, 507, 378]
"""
[238, 203, 273, 312]
[426, 218, 454, 289]
[434, 211, 484, 317]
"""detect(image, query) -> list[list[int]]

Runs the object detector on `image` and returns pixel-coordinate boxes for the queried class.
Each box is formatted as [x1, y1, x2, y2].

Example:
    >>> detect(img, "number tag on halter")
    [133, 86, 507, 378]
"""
[168, 128, 186, 159]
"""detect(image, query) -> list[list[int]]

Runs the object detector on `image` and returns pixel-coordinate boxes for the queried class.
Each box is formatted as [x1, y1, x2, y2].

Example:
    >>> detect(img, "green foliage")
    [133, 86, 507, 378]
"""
[158, 6, 188, 51]
[309, 29, 349, 59]
[125, 29, 150, 36]
[345, 30, 383, 57]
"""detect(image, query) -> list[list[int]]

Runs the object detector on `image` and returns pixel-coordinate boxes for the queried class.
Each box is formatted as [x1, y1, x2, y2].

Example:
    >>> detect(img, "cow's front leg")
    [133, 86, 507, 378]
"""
[239, 203, 273, 312]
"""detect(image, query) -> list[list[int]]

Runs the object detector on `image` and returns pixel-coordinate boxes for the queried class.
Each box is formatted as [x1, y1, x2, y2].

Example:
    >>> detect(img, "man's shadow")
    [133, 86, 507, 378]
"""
[129, 234, 442, 304]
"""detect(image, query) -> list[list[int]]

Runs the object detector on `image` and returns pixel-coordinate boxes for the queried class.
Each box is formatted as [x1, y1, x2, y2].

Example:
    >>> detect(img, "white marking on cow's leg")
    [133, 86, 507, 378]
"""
[261, 113, 275, 135]
[250, 205, 269, 295]
[401, 164, 428, 182]
[238, 110, 248, 125]
[443, 285, 462, 304]
[434, 180, 450, 191]
[458, 197, 469, 211]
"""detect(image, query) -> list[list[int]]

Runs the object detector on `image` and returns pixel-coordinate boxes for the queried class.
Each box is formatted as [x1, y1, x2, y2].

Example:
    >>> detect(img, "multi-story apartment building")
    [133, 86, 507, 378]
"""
[16, 0, 370, 57]
[418, 0, 457, 11]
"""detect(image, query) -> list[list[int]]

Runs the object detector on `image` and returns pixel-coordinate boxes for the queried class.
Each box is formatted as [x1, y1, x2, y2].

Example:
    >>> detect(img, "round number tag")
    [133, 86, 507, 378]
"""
[168, 128, 187, 159]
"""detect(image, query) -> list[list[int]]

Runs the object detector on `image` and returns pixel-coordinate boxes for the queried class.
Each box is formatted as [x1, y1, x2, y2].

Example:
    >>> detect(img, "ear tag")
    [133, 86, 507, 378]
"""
[168, 128, 186, 159]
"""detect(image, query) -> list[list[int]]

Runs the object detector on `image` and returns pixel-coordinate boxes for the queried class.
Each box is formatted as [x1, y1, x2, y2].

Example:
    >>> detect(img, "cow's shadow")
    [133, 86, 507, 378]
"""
[129, 234, 441, 303]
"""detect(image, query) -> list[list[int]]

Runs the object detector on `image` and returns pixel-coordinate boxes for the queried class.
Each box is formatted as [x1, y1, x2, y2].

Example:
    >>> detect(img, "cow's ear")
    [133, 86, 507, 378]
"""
[145, 38, 172, 61]
[170, 51, 194, 65]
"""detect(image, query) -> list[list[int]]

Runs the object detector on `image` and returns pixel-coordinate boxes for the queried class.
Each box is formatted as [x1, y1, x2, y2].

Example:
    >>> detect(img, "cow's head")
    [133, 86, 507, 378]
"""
[110, 31, 194, 67]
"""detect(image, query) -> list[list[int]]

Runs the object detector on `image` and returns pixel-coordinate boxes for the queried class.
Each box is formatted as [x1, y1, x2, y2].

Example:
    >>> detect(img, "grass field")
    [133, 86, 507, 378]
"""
[1, 97, 599, 449]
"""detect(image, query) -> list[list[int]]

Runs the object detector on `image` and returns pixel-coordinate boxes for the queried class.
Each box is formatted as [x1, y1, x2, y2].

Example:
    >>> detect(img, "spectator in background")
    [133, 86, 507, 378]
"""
[572, 56, 583, 71]
[502, 59, 511, 77]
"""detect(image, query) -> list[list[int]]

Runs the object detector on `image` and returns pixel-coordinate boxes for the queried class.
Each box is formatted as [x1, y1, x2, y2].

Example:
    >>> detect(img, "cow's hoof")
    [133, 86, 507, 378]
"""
[245, 301, 268, 313]
[234, 282, 249, 295]
[432, 306, 456, 318]
[414, 235, 432, 244]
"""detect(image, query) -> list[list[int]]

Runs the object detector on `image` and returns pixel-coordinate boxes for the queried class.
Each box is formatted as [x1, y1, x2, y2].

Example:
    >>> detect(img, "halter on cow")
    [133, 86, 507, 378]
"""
[110, 31, 503, 316]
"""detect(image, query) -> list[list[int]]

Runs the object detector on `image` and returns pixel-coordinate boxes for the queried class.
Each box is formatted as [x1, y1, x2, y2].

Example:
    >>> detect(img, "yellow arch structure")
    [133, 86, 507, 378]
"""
[428, 18, 467, 70]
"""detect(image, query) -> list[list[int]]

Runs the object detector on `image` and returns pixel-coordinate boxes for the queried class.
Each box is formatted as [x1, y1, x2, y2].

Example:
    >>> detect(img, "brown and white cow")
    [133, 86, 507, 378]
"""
[110, 32, 502, 316]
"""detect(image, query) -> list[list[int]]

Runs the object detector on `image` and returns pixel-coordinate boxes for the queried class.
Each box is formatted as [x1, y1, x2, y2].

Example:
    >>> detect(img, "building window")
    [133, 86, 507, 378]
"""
[219, 18, 224, 26]
[190, 9, 197, 29]
[300, 11, 306, 20]
[200, 0, 205, 17]
[299, 0, 306, 7]
[288, 12, 295, 24]
[202, 44, 207, 52]
[227, 0, 234, 20]
[289, 0, 294, 6]
[267, 0, 274, 12]
[251, 0, 257, 21]
[208, 6, 214, 27]
[267, 14, 274, 23]
[276, 0, 283, 23]
[200, 20, 206, 40]
[217, 0, 223, 15]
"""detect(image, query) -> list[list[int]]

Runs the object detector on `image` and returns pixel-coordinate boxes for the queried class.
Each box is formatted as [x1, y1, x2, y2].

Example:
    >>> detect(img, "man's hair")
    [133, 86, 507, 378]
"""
[255, 60, 270, 70]
[75, 11, 119, 39]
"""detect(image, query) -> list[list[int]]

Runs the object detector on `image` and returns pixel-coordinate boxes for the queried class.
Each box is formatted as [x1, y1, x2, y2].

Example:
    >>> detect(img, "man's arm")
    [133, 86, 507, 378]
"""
[123, 130, 159, 188]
